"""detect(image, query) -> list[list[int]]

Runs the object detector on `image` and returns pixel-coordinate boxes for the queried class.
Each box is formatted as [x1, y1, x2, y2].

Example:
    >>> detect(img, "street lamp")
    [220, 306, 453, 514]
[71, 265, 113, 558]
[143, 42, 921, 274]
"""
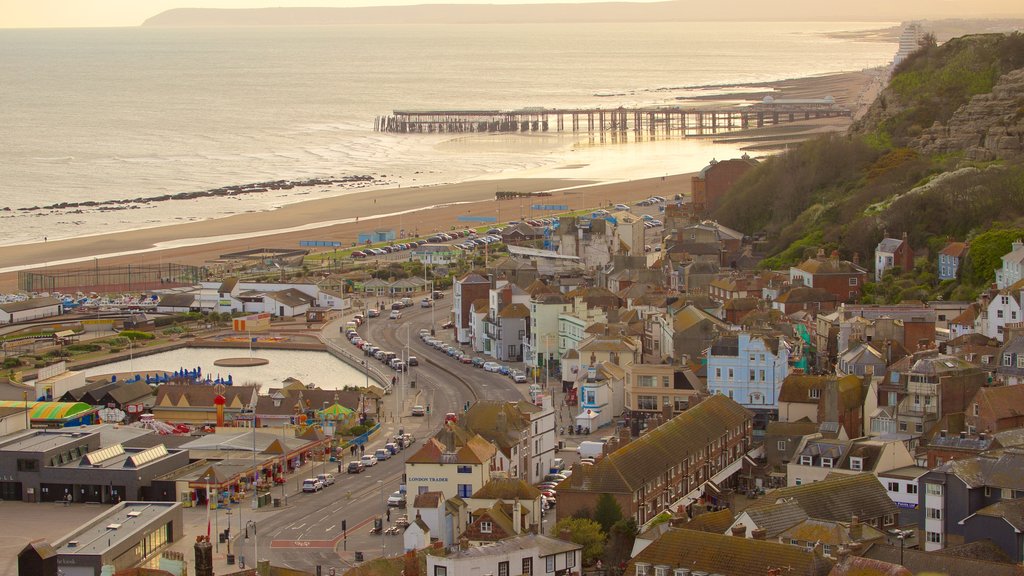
[377, 480, 385, 558]
[890, 528, 912, 565]
[245, 520, 258, 568]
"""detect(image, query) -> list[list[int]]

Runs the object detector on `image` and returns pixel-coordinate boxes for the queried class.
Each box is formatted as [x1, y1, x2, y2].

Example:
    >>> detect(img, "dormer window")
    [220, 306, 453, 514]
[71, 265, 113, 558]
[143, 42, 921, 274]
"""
[850, 457, 863, 471]
[821, 457, 833, 468]
[800, 455, 812, 466]
[480, 521, 492, 533]
[809, 389, 821, 400]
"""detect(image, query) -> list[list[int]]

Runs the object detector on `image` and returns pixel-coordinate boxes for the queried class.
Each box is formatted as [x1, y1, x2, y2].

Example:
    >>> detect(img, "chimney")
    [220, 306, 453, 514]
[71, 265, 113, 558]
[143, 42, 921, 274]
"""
[836, 546, 850, 561]
[459, 536, 470, 551]
[731, 523, 748, 538]
[847, 541, 863, 554]
[619, 425, 631, 445]
[849, 516, 862, 540]
[980, 431, 987, 441]
[960, 431, 967, 439]
[558, 528, 574, 542]
[513, 498, 522, 534]
[830, 250, 840, 260]
[751, 528, 767, 540]
[194, 537, 213, 576]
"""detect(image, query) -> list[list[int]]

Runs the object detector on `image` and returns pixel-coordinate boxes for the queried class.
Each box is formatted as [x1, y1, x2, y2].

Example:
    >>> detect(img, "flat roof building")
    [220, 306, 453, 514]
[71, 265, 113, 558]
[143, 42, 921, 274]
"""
[18, 501, 183, 576]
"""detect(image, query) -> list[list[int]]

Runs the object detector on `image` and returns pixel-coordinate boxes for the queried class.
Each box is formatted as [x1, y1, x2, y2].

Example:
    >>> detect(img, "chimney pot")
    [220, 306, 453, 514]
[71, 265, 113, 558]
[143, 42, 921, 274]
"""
[731, 524, 748, 538]
[751, 528, 767, 540]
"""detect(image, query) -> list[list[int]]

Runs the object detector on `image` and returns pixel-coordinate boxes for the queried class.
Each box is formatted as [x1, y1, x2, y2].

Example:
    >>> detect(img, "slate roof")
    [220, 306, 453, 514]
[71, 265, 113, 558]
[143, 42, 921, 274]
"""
[795, 257, 866, 276]
[472, 478, 542, 500]
[969, 497, 1024, 531]
[0, 296, 61, 313]
[742, 500, 809, 537]
[777, 286, 839, 304]
[861, 543, 1024, 576]
[625, 528, 833, 576]
[266, 288, 314, 308]
[750, 473, 897, 523]
[876, 238, 905, 254]
[217, 277, 238, 294]
[413, 491, 444, 508]
[781, 518, 885, 546]
[102, 381, 154, 405]
[563, 395, 751, 494]
[157, 293, 196, 308]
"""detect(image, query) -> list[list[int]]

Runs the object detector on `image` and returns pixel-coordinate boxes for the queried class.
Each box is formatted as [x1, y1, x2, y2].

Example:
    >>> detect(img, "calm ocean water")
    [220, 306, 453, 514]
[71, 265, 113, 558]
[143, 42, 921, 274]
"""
[0, 22, 895, 246]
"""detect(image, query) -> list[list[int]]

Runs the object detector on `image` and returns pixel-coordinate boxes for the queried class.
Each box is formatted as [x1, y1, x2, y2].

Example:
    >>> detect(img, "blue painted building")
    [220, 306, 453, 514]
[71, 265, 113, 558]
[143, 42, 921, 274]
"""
[939, 241, 968, 281]
[706, 332, 790, 414]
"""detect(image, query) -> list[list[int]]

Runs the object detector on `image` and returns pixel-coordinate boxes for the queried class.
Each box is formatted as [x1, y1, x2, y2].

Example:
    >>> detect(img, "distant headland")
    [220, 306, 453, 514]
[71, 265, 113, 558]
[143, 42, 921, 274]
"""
[141, 2, 1024, 27]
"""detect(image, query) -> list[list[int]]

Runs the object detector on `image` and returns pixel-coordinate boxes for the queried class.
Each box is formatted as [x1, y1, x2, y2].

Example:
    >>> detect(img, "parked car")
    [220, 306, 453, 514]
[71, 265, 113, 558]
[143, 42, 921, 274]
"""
[408, 356, 418, 366]
[360, 454, 378, 467]
[497, 365, 511, 376]
[389, 310, 402, 320]
[385, 442, 400, 455]
[317, 473, 336, 486]
[411, 405, 426, 416]
[614, 203, 630, 211]
[374, 448, 391, 461]
[387, 491, 407, 508]
[302, 478, 324, 493]
[471, 357, 485, 368]
[367, 308, 380, 317]
[421, 298, 432, 308]
[483, 362, 501, 372]
[347, 461, 365, 474]
[511, 369, 528, 383]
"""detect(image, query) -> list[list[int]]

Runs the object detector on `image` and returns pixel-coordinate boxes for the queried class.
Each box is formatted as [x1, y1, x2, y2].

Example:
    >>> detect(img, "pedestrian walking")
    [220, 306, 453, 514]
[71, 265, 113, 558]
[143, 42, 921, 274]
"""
[386, 508, 391, 522]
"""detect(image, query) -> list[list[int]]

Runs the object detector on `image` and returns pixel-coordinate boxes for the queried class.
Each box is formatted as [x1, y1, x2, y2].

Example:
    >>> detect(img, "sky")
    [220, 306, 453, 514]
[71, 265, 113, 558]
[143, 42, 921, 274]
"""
[2, 0, 1022, 29]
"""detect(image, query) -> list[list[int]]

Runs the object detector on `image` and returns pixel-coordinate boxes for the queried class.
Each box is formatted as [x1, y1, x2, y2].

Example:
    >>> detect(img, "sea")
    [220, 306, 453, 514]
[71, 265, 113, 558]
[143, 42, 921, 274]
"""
[0, 22, 897, 248]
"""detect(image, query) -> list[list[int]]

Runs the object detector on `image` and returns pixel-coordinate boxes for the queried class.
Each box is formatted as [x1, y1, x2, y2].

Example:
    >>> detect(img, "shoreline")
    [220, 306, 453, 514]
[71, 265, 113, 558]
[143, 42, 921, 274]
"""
[0, 67, 886, 292]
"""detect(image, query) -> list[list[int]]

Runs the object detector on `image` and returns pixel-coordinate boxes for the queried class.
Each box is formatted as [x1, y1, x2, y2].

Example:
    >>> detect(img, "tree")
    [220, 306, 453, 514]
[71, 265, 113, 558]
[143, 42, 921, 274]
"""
[594, 493, 623, 533]
[554, 517, 606, 566]
[604, 518, 638, 569]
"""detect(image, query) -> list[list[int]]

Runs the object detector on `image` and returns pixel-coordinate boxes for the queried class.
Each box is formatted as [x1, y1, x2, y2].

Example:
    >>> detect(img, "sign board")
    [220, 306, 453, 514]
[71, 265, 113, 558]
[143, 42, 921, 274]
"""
[530, 204, 569, 211]
[37, 362, 66, 381]
[456, 216, 497, 223]
[300, 240, 342, 248]
[233, 313, 271, 333]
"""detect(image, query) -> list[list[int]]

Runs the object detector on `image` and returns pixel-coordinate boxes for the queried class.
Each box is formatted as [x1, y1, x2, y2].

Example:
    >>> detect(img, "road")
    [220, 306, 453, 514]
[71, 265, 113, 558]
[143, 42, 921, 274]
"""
[230, 294, 527, 573]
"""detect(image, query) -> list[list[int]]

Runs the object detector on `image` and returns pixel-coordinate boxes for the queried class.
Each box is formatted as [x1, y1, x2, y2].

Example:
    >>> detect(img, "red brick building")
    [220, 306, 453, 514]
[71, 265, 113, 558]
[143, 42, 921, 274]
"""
[692, 156, 758, 215]
[966, 385, 1024, 434]
[789, 250, 868, 304]
[556, 395, 753, 525]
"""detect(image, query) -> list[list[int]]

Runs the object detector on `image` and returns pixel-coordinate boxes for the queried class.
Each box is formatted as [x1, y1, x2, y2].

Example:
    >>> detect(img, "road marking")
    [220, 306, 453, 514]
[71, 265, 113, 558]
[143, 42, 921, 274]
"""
[325, 524, 336, 532]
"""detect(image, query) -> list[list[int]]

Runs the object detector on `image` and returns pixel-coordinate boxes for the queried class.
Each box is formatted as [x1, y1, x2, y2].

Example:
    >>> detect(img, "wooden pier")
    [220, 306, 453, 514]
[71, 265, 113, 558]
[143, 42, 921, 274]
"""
[374, 101, 850, 136]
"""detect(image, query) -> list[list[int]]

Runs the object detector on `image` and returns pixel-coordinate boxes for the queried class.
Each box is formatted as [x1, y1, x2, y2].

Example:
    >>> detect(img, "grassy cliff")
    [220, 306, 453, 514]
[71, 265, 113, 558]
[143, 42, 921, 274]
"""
[712, 32, 1024, 300]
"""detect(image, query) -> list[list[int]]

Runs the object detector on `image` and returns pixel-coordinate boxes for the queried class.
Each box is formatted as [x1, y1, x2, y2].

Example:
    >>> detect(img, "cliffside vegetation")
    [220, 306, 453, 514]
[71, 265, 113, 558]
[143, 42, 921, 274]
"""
[713, 32, 1024, 301]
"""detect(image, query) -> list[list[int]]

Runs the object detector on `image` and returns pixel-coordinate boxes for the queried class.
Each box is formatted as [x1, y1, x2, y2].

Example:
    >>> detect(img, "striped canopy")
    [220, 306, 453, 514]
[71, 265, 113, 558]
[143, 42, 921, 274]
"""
[0, 400, 95, 421]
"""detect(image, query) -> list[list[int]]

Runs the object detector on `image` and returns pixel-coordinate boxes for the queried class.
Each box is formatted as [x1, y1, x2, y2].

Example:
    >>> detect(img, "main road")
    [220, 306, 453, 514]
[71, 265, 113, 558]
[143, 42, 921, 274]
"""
[230, 293, 526, 573]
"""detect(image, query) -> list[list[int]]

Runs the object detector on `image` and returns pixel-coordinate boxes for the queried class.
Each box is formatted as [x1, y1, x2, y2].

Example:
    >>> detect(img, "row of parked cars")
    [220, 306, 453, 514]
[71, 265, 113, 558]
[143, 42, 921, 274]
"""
[418, 329, 528, 383]
[302, 472, 337, 493]
[454, 234, 502, 251]
[351, 239, 429, 259]
[535, 467, 570, 511]
[426, 230, 476, 243]
[345, 327, 418, 372]
[347, 433, 416, 474]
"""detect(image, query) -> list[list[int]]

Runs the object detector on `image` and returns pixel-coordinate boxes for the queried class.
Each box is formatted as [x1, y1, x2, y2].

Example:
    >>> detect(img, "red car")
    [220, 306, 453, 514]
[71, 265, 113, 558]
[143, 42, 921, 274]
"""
[445, 412, 458, 424]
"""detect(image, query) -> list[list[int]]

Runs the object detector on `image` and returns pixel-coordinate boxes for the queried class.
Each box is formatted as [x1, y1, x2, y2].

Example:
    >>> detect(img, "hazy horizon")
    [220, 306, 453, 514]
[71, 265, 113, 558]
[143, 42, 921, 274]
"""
[2, 0, 1023, 29]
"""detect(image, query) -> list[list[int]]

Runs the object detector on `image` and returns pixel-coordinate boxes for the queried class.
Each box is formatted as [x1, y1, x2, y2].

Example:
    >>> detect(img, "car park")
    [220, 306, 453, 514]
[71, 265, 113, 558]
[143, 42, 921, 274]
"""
[411, 405, 426, 416]
[360, 454, 378, 467]
[347, 461, 365, 474]
[302, 478, 324, 493]
[317, 473, 336, 486]
[387, 491, 407, 508]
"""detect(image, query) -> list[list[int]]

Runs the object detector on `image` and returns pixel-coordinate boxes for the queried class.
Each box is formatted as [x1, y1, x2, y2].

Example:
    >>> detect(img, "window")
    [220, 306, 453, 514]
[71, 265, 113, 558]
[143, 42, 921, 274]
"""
[926, 483, 943, 496]
[760, 370, 766, 382]
[974, 403, 980, 416]
[480, 520, 492, 533]
[457, 465, 471, 473]
[638, 375, 657, 388]
[926, 531, 942, 544]
[750, 369, 756, 381]
[821, 458, 833, 468]
[849, 277, 858, 286]
[522, 557, 533, 576]
[850, 457, 863, 471]
[907, 484, 918, 494]
[16, 459, 38, 472]
[566, 551, 576, 568]
[728, 368, 734, 380]
[714, 368, 721, 379]
[926, 508, 941, 520]
[638, 395, 657, 410]
[915, 422, 923, 433]
[498, 561, 509, 576]
[883, 514, 895, 526]
[546, 555, 556, 573]
[887, 481, 899, 492]
[434, 567, 447, 576]
[809, 389, 821, 399]
[998, 310, 1005, 319]
[800, 455, 812, 465]
[899, 421, 908, 432]
[1005, 354, 1013, 366]
[777, 440, 787, 451]
[457, 484, 472, 498]
[823, 544, 833, 556]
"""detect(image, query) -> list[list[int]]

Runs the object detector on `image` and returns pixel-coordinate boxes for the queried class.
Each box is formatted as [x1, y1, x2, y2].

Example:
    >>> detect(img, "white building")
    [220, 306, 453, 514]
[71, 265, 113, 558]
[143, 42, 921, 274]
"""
[0, 297, 63, 324]
[427, 534, 582, 576]
[996, 240, 1024, 289]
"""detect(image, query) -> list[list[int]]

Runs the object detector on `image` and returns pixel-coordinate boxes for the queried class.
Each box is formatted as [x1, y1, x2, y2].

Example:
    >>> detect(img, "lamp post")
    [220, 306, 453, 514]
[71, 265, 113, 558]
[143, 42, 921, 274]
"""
[890, 528, 912, 565]
[245, 520, 257, 568]
[378, 480, 385, 558]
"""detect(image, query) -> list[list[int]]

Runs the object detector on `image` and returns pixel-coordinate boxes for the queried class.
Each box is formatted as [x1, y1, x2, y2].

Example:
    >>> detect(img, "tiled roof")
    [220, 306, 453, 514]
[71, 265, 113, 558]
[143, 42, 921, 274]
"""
[779, 375, 828, 404]
[742, 500, 808, 537]
[564, 395, 751, 494]
[217, 277, 238, 294]
[625, 528, 833, 576]
[672, 304, 729, 333]
[950, 303, 981, 326]
[157, 293, 196, 308]
[876, 238, 905, 254]
[498, 303, 530, 319]
[766, 420, 820, 437]
[970, 497, 1024, 531]
[266, 288, 314, 308]
[413, 491, 444, 509]
[471, 478, 542, 500]
[776, 286, 839, 304]
[750, 473, 897, 523]
[780, 518, 885, 546]
[795, 257, 866, 276]
[680, 508, 734, 533]
[941, 242, 969, 258]
[974, 384, 1024, 423]
[828, 555, 911, 576]
[861, 543, 1023, 576]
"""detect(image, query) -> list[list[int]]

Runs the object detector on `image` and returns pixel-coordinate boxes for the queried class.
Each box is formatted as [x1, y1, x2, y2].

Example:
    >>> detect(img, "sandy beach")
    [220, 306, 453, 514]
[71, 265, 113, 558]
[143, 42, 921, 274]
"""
[0, 67, 885, 293]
